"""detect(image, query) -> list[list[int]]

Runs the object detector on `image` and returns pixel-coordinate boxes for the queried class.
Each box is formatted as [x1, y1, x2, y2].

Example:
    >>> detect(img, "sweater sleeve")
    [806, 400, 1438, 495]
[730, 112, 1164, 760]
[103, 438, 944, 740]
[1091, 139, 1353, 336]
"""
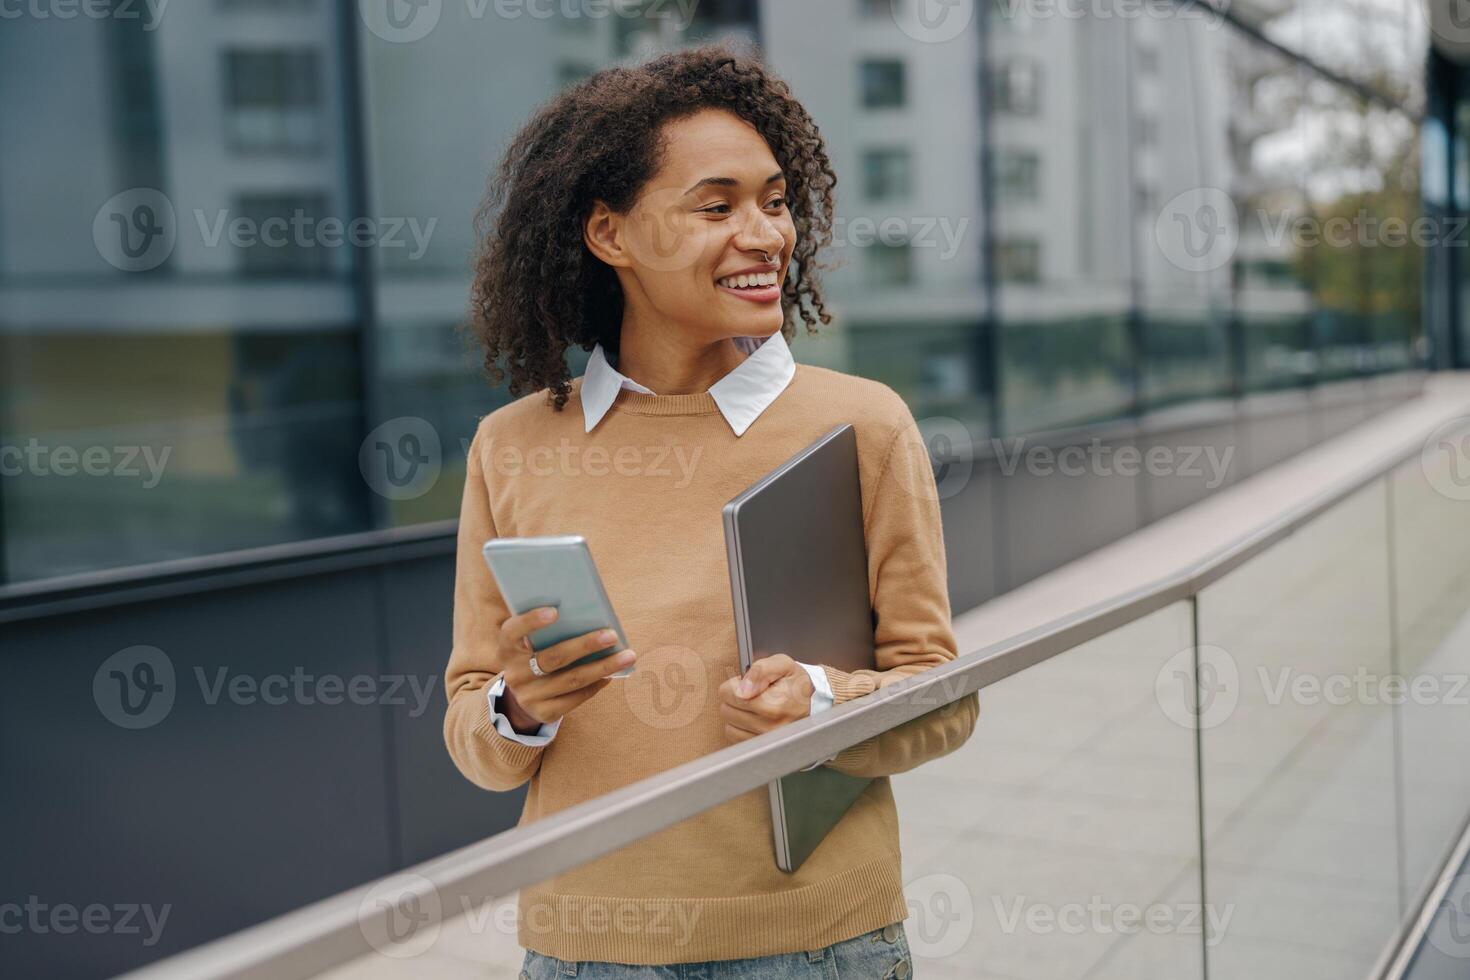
[818, 405, 980, 778]
[443, 423, 548, 792]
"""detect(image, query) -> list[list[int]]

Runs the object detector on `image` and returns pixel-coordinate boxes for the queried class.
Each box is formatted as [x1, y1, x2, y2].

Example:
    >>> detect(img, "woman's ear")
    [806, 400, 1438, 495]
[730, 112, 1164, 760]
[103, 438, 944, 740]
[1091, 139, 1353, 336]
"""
[584, 201, 631, 269]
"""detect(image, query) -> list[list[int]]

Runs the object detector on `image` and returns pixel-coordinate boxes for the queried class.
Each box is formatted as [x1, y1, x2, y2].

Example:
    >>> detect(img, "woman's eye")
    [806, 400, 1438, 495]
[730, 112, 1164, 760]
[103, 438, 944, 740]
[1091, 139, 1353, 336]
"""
[766, 197, 787, 209]
[698, 203, 731, 214]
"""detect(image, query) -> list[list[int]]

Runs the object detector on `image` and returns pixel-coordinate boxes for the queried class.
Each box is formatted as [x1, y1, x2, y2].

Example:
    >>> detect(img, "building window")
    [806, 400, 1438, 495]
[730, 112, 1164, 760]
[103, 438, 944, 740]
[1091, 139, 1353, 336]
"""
[614, 14, 664, 57]
[862, 148, 913, 200]
[987, 59, 1041, 116]
[1135, 44, 1160, 75]
[986, 0, 1034, 31]
[554, 0, 595, 31]
[860, 59, 906, 109]
[222, 48, 322, 155]
[922, 349, 973, 399]
[994, 149, 1040, 201]
[1137, 115, 1159, 148]
[995, 238, 1041, 283]
[1135, 181, 1157, 215]
[865, 241, 913, 286]
[217, 0, 317, 8]
[558, 62, 595, 88]
[234, 192, 331, 277]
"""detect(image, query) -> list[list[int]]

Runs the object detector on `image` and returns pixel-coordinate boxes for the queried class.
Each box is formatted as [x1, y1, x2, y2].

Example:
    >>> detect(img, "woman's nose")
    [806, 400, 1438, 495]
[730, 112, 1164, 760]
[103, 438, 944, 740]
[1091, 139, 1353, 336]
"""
[735, 212, 785, 259]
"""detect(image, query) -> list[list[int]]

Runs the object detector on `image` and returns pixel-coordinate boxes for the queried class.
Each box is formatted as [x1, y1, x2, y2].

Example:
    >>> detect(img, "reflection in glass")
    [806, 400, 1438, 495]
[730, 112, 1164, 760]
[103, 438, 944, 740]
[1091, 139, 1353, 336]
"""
[0, 3, 368, 582]
[0, 0, 1436, 582]
[992, 11, 1133, 432]
[1232, 46, 1317, 390]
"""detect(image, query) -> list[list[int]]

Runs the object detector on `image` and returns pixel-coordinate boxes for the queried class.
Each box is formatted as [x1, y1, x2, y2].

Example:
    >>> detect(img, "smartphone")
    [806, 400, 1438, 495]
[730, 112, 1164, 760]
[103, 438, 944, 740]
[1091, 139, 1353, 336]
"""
[481, 535, 635, 678]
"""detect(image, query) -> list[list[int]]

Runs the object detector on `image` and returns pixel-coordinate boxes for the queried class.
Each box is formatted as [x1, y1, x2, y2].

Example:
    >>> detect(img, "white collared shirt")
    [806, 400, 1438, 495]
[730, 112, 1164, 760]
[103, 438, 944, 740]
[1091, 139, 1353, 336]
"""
[579, 331, 797, 436]
[487, 331, 839, 769]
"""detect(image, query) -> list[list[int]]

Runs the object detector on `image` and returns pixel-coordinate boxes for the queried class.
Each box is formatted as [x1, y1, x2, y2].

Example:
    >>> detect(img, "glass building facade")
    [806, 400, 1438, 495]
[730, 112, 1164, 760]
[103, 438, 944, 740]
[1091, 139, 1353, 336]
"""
[0, 0, 1446, 585]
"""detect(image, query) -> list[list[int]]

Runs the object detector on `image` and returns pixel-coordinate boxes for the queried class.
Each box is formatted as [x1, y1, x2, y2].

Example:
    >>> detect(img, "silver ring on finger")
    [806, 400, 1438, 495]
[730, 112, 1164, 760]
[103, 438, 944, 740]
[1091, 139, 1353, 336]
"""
[528, 654, 547, 678]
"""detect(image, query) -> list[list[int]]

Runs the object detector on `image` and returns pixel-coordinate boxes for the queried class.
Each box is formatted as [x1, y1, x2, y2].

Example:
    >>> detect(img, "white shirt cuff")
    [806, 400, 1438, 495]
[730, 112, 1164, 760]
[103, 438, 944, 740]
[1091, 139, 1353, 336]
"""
[800, 662, 835, 714]
[486, 674, 561, 746]
[796, 662, 839, 772]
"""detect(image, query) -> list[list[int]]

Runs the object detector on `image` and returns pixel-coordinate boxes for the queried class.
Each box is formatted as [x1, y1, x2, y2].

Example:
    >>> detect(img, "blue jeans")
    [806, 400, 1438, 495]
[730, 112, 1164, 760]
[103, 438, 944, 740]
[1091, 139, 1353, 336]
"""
[518, 921, 913, 979]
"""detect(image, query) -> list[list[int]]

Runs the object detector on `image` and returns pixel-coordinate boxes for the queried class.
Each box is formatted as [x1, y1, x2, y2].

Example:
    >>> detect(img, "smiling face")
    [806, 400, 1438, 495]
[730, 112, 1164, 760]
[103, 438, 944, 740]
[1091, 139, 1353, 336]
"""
[584, 108, 797, 344]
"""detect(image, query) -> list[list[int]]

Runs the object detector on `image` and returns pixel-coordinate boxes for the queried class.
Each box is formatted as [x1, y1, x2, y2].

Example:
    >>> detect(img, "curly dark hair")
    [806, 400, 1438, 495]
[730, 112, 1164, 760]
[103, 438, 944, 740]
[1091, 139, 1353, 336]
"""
[468, 42, 837, 411]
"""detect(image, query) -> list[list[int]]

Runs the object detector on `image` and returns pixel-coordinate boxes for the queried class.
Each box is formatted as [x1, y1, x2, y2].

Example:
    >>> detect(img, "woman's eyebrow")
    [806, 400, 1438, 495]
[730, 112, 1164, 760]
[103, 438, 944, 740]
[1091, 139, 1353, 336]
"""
[682, 171, 786, 196]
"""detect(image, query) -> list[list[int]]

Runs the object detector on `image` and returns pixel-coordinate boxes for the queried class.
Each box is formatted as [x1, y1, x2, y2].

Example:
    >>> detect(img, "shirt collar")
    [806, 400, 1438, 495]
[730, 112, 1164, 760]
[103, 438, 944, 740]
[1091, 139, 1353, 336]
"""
[579, 331, 796, 437]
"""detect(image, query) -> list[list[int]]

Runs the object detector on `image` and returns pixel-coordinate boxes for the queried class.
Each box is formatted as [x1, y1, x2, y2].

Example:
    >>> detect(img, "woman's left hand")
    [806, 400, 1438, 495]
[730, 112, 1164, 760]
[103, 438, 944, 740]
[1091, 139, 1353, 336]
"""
[717, 653, 815, 744]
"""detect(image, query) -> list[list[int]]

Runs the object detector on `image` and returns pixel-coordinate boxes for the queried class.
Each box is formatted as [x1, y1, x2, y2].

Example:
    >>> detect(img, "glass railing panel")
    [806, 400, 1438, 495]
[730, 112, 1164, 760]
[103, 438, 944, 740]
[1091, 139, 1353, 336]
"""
[891, 602, 1203, 980]
[1390, 434, 1470, 905]
[316, 603, 1201, 980]
[1196, 479, 1399, 978]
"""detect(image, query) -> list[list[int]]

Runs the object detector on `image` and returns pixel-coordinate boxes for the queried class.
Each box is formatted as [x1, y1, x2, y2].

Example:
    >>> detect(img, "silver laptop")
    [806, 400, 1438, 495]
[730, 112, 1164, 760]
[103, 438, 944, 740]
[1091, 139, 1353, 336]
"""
[722, 423, 876, 872]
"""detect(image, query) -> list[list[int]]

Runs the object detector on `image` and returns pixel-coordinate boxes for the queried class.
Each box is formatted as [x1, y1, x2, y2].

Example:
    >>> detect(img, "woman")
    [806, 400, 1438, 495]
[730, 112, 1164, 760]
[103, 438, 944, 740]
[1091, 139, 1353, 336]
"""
[445, 43, 979, 979]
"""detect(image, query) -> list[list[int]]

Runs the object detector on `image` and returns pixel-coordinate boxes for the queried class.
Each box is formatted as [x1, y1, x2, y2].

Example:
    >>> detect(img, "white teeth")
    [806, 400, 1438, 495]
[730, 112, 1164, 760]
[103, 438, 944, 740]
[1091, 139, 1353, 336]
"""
[718, 271, 778, 289]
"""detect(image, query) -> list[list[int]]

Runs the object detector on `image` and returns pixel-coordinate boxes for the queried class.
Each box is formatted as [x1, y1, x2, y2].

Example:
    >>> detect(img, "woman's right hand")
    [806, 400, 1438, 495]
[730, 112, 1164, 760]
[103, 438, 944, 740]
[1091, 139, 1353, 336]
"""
[496, 606, 637, 735]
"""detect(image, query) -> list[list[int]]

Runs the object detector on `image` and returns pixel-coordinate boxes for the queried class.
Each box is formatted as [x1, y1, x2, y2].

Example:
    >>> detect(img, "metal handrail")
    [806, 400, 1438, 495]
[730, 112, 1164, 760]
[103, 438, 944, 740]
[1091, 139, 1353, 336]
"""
[119, 400, 1470, 980]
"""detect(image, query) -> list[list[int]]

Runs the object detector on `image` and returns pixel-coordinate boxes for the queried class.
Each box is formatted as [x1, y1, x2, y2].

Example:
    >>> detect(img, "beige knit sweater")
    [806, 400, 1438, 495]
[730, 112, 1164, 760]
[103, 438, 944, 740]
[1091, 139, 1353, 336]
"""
[444, 362, 980, 963]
